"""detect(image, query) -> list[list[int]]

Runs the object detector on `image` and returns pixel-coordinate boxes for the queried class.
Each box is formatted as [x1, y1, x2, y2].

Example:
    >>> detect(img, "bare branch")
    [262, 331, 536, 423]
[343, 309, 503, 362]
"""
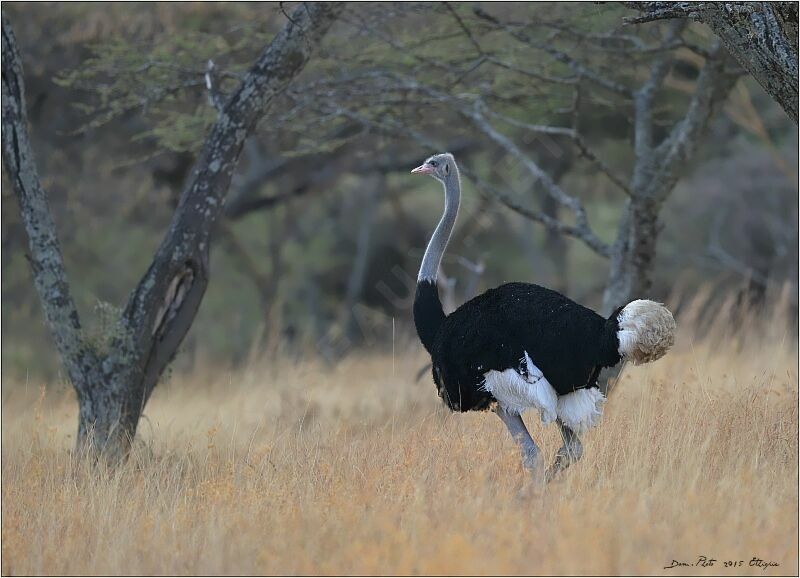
[632, 21, 685, 158]
[226, 185, 313, 219]
[310, 99, 612, 258]
[205, 59, 225, 113]
[473, 7, 634, 98]
[650, 41, 740, 200]
[460, 164, 613, 258]
[541, 18, 670, 53]
[339, 10, 452, 75]
[482, 106, 574, 137]
[459, 103, 611, 255]
[444, 2, 485, 56]
[623, 2, 714, 25]
[485, 56, 578, 85]
[484, 106, 634, 196]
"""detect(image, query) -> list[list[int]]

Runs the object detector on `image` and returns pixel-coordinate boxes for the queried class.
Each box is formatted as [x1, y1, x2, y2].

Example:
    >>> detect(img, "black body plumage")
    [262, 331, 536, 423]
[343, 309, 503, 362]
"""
[414, 280, 624, 412]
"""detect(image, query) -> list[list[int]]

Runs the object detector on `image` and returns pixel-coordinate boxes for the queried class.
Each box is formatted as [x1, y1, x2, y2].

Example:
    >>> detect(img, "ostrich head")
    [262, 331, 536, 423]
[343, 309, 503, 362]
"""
[411, 153, 455, 182]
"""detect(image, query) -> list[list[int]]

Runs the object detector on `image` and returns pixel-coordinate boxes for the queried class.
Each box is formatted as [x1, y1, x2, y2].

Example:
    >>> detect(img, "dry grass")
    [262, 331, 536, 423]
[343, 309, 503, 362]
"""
[2, 295, 798, 575]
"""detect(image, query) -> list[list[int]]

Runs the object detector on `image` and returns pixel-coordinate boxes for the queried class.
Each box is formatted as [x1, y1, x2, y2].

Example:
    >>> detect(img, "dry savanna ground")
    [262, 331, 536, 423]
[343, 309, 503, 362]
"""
[2, 291, 798, 575]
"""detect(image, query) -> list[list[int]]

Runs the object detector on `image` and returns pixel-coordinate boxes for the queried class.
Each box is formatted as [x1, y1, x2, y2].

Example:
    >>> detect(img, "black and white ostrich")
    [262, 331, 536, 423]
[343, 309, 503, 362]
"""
[411, 153, 676, 480]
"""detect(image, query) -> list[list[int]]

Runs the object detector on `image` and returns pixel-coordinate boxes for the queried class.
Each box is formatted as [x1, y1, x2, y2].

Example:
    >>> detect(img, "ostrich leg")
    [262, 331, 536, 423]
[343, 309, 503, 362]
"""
[496, 406, 542, 475]
[545, 419, 583, 482]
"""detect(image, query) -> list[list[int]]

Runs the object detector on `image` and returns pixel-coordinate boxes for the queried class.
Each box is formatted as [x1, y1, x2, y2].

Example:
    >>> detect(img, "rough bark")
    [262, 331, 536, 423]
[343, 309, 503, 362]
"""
[1, 4, 342, 461]
[625, 2, 799, 124]
[1, 15, 106, 421]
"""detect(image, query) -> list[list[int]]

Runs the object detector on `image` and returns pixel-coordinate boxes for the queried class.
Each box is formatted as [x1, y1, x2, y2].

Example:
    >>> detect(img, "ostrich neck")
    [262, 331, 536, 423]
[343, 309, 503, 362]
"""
[418, 170, 461, 282]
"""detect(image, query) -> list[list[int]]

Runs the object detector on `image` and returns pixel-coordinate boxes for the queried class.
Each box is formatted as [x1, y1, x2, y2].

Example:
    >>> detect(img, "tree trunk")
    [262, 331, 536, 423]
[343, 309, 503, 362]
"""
[74, 375, 138, 460]
[601, 197, 661, 313]
[601, 202, 632, 315]
[1, 4, 342, 461]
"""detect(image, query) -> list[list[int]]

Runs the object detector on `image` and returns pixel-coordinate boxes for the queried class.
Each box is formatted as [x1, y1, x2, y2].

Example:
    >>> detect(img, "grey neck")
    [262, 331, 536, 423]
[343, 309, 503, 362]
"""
[418, 167, 461, 282]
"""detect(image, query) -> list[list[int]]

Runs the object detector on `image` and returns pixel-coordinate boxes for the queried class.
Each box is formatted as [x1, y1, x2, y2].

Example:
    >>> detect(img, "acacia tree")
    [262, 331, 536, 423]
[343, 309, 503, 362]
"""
[283, 4, 742, 313]
[45, 4, 744, 329]
[1, 3, 342, 460]
[625, 2, 798, 124]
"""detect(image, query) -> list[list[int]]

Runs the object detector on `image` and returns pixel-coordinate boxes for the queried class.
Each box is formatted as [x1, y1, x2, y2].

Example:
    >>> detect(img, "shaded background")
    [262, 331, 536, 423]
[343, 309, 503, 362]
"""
[3, 2, 797, 380]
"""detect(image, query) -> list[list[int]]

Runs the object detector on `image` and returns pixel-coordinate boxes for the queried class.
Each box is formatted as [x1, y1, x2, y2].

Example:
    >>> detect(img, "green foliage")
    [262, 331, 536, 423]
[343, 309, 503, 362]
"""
[52, 6, 281, 152]
[134, 106, 217, 154]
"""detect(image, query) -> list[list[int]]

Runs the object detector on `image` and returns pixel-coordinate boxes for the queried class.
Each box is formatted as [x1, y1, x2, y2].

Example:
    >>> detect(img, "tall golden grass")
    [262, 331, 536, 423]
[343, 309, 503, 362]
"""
[2, 287, 797, 575]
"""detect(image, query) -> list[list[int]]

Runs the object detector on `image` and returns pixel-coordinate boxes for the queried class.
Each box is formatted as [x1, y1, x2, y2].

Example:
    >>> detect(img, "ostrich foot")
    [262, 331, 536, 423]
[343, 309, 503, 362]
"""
[545, 420, 583, 483]
[524, 453, 547, 486]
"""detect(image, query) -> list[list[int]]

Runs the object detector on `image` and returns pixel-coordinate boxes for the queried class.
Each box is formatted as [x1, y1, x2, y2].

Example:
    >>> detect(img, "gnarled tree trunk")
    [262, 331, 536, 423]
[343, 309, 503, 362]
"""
[1, 4, 342, 462]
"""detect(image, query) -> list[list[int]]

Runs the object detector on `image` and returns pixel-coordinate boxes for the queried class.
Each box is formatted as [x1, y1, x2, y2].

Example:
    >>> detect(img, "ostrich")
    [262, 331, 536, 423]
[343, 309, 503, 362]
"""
[411, 153, 676, 480]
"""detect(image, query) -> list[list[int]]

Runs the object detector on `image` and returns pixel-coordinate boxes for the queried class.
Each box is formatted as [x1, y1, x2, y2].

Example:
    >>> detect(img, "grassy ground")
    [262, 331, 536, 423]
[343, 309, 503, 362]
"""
[2, 295, 797, 575]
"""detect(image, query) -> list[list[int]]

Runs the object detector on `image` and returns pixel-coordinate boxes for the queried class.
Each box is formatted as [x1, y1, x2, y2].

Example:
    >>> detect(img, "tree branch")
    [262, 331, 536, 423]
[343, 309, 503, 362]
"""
[623, 2, 714, 24]
[226, 184, 313, 219]
[632, 21, 685, 160]
[484, 106, 634, 196]
[205, 59, 225, 113]
[1, 15, 101, 390]
[460, 103, 611, 256]
[121, 2, 342, 409]
[624, 2, 798, 124]
[461, 165, 613, 258]
[649, 41, 740, 199]
[473, 7, 634, 98]
[485, 56, 578, 85]
[320, 102, 612, 258]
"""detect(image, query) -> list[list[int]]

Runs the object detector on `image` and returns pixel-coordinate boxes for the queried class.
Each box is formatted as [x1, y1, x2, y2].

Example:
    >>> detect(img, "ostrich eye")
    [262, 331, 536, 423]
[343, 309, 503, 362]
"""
[428, 160, 438, 167]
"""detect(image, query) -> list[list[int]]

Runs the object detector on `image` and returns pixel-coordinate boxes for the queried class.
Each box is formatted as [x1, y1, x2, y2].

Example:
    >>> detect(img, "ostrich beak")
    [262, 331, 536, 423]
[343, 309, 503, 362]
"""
[411, 164, 434, 175]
